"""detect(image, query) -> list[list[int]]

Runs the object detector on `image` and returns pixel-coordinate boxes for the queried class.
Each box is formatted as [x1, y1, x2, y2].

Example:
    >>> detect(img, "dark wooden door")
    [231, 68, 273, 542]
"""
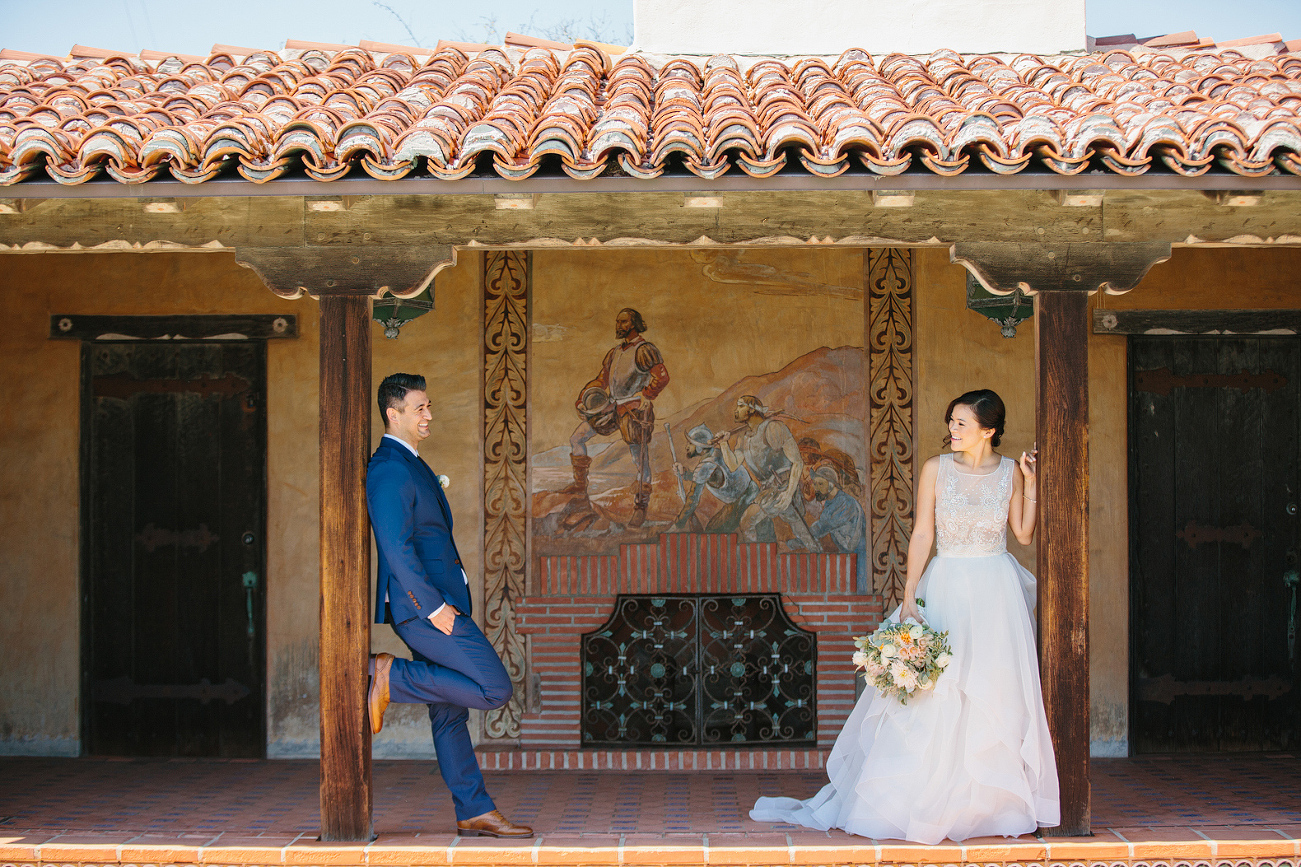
[82, 342, 266, 756]
[1130, 337, 1301, 752]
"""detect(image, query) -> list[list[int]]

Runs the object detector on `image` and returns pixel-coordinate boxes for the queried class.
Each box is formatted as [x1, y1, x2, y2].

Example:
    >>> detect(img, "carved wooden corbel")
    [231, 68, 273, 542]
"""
[234, 245, 455, 299]
[951, 241, 1171, 295]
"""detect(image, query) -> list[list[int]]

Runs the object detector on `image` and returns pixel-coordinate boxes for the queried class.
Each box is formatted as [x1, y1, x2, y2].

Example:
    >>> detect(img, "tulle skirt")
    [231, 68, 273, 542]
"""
[750, 552, 1060, 844]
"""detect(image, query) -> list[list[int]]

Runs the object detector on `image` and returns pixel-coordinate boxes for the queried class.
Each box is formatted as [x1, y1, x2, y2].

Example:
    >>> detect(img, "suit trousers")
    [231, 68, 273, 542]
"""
[389, 610, 512, 820]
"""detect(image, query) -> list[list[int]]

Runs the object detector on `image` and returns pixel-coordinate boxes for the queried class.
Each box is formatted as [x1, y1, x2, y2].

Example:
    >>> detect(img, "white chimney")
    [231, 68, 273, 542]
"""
[633, 0, 1087, 55]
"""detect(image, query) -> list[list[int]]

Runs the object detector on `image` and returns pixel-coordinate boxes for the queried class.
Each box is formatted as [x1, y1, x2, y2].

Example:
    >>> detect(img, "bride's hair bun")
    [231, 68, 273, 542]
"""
[943, 389, 1007, 447]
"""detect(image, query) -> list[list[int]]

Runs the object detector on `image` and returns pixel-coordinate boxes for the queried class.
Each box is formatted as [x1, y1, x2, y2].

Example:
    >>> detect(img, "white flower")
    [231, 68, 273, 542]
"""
[935, 652, 952, 669]
[438, 474, 450, 489]
[908, 624, 924, 640]
[890, 662, 917, 691]
[879, 643, 897, 659]
[851, 650, 869, 668]
[918, 677, 933, 690]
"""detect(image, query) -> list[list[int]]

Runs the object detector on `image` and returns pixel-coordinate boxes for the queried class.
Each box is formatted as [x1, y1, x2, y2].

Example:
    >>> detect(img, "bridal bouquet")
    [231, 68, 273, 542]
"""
[851, 607, 953, 705]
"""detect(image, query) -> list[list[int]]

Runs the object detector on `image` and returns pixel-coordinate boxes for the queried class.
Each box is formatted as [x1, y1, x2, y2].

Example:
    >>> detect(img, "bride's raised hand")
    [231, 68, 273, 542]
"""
[1018, 442, 1038, 493]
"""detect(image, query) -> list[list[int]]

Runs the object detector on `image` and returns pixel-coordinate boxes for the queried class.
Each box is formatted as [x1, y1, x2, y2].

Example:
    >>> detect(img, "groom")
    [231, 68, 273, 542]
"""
[365, 372, 532, 838]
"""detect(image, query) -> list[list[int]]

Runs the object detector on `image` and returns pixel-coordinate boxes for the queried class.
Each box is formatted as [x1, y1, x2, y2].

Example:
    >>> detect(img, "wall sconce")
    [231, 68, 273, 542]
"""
[372, 286, 434, 339]
[966, 272, 1033, 338]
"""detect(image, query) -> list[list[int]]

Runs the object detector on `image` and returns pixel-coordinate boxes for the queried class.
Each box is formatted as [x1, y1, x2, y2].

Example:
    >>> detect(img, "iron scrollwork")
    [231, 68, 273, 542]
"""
[581, 595, 816, 746]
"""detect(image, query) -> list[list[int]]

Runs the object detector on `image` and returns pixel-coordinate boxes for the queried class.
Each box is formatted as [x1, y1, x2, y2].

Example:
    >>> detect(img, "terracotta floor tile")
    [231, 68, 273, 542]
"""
[0, 754, 1298, 863]
[1043, 828, 1130, 859]
[1268, 823, 1301, 840]
[445, 837, 538, 866]
[962, 837, 1046, 860]
[284, 841, 371, 864]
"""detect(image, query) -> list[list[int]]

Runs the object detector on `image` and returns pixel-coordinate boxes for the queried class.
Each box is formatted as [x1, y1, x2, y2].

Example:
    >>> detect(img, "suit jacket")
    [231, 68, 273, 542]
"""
[367, 436, 471, 625]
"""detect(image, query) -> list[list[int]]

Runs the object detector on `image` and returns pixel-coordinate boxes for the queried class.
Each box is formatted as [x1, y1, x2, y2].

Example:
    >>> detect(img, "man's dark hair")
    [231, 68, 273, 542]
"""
[378, 373, 426, 427]
[619, 307, 647, 333]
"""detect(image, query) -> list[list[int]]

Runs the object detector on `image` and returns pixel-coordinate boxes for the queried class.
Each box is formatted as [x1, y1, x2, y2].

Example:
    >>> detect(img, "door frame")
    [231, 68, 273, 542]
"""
[62, 313, 295, 756]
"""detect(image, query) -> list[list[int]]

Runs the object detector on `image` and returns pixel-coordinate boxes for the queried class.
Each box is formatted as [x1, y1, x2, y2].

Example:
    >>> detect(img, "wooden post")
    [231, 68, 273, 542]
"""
[950, 241, 1170, 838]
[318, 293, 373, 841]
[234, 245, 453, 843]
[1034, 289, 1090, 835]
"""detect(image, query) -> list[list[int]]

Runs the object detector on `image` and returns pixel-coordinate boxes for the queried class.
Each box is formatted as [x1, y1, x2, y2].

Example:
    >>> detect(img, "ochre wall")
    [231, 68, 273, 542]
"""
[0, 250, 486, 758]
[0, 252, 316, 755]
[5, 244, 1298, 759]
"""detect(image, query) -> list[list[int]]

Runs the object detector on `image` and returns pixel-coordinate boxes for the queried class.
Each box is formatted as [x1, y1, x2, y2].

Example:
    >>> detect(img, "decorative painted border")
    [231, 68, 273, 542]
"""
[482, 250, 530, 739]
[866, 249, 915, 611]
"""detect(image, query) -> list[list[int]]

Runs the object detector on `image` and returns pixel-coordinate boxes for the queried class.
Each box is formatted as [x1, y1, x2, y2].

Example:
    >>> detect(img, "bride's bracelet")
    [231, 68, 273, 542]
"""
[1023, 493, 1037, 502]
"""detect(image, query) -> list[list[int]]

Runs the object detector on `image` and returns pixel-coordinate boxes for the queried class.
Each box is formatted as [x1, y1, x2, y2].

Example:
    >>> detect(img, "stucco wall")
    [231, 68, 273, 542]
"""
[633, 0, 1086, 56]
[5, 244, 1297, 759]
[0, 251, 316, 756]
[0, 250, 486, 758]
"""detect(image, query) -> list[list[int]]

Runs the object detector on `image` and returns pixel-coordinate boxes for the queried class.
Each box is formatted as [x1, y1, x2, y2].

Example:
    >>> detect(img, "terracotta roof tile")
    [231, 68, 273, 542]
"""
[1213, 33, 1284, 49]
[1, 43, 1300, 186]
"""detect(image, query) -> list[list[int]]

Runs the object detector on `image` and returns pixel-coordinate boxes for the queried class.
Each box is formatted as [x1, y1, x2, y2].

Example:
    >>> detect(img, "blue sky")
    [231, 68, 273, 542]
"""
[2, 0, 1298, 57]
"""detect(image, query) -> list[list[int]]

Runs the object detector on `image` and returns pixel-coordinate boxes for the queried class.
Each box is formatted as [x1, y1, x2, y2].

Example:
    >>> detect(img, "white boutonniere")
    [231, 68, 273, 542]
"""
[438, 474, 450, 489]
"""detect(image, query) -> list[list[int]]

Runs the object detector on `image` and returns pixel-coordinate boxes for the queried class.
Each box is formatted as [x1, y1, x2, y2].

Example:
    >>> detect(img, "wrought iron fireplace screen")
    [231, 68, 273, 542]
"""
[581, 594, 816, 746]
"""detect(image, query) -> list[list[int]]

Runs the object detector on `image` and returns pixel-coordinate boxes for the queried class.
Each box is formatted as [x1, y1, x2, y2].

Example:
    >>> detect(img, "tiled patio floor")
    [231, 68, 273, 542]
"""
[1, 754, 1298, 865]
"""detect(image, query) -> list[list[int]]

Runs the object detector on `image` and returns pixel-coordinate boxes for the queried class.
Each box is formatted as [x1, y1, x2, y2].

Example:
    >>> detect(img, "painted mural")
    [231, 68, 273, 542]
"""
[530, 249, 869, 591]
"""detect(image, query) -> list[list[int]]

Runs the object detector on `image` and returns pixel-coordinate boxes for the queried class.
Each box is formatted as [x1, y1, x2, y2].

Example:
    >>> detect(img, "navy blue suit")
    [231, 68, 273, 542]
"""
[367, 435, 511, 821]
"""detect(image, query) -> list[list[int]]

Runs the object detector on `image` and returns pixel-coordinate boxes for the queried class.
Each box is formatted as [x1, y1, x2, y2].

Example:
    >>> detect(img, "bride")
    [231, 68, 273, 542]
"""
[751, 389, 1060, 843]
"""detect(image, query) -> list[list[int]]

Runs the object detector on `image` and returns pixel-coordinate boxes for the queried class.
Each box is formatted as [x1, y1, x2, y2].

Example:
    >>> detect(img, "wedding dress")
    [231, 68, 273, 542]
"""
[751, 454, 1060, 843]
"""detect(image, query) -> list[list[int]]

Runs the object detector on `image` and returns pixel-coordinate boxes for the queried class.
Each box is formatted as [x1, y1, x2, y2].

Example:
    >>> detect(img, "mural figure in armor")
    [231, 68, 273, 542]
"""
[562, 308, 670, 529]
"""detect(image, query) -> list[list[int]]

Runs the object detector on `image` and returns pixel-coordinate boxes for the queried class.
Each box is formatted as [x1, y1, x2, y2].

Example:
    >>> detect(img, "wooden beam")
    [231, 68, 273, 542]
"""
[49, 313, 297, 341]
[1094, 308, 1301, 336]
[7, 189, 1301, 253]
[317, 292, 373, 842]
[1035, 289, 1091, 837]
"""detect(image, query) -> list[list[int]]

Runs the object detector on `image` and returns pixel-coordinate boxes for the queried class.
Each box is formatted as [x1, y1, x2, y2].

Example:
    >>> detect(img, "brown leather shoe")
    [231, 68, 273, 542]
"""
[456, 809, 534, 838]
[368, 653, 394, 734]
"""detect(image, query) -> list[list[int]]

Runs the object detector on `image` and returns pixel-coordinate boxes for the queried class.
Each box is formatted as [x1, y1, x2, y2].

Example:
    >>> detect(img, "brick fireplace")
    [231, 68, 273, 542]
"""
[516, 532, 882, 752]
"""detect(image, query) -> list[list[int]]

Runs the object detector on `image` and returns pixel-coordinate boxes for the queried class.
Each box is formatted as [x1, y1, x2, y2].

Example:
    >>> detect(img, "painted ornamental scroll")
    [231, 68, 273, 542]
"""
[482, 251, 529, 740]
[866, 249, 915, 611]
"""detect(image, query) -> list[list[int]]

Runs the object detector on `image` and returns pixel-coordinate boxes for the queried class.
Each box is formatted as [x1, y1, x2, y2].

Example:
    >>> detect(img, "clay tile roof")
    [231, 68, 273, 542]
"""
[1213, 33, 1284, 49]
[1143, 31, 1202, 48]
[1, 40, 1300, 187]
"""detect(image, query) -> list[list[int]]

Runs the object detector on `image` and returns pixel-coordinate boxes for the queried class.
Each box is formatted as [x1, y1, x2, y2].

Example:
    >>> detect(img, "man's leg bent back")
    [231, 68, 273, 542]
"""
[388, 616, 513, 710]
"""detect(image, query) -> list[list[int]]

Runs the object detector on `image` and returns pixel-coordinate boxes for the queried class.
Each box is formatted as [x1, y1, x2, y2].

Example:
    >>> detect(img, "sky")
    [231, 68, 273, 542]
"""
[1, 0, 1298, 58]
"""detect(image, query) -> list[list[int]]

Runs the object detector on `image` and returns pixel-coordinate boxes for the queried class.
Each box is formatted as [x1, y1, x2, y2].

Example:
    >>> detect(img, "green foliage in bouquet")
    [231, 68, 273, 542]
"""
[852, 604, 953, 705]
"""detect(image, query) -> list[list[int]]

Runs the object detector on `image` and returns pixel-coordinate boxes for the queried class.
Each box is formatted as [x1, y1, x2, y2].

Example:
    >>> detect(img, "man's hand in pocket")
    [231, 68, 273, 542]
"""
[429, 604, 461, 635]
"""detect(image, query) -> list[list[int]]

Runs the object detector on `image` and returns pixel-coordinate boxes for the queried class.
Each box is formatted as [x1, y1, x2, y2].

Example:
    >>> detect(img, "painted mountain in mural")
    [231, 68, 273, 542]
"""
[532, 345, 866, 553]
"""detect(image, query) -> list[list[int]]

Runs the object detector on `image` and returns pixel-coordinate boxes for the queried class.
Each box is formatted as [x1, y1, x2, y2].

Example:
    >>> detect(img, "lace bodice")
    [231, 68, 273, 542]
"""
[934, 454, 1014, 556]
